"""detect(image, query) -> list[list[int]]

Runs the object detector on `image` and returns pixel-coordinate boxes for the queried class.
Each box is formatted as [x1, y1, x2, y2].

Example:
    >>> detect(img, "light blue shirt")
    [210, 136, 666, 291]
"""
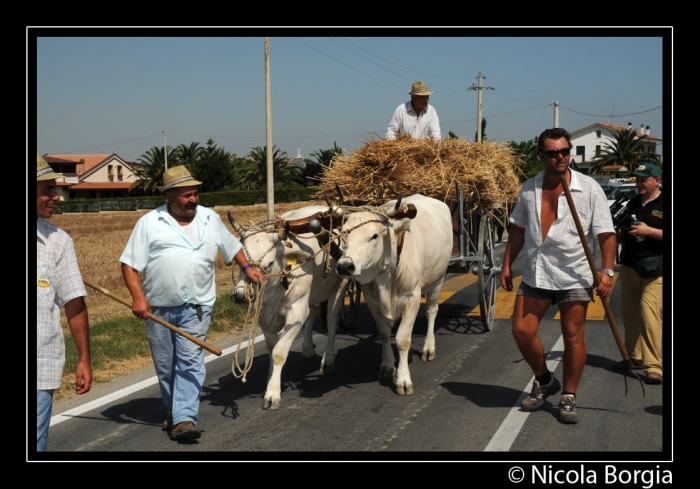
[119, 204, 241, 307]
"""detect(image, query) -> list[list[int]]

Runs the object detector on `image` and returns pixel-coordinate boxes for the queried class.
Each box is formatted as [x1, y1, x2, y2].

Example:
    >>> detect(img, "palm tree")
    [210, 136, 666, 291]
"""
[310, 142, 343, 167]
[129, 145, 179, 194]
[235, 146, 304, 190]
[510, 136, 541, 182]
[176, 142, 204, 168]
[589, 128, 661, 175]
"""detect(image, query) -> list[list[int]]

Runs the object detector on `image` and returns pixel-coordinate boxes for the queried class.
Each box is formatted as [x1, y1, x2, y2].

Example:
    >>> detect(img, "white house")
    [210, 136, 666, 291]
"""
[43, 153, 144, 200]
[568, 122, 662, 175]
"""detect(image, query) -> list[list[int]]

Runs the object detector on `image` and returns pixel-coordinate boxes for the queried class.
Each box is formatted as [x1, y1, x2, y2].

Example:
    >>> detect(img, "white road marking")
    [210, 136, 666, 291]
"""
[50, 334, 266, 427]
[484, 335, 565, 452]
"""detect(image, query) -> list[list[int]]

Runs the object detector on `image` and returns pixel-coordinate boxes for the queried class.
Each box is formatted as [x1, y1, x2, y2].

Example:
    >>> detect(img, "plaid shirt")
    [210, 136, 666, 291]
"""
[37, 218, 86, 390]
[510, 171, 615, 290]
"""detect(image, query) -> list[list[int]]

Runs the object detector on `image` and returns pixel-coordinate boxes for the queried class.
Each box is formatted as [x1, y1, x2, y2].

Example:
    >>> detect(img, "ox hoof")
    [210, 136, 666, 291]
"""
[378, 365, 396, 379]
[421, 349, 436, 361]
[396, 382, 414, 396]
[262, 398, 280, 410]
[320, 361, 335, 374]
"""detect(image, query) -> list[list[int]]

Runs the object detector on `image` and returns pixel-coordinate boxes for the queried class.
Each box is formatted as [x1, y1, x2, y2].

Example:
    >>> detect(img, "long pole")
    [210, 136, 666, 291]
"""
[83, 279, 222, 356]
[265, 37, 274, 220]
[163, 130, 168, 171]
[558, 176, 635, 370]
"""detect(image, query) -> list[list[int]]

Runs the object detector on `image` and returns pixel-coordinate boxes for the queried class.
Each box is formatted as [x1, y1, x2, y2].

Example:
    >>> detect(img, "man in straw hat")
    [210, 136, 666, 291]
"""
[386, 81, 441, 140]
[120, 165, 264, 441]
[500, 128, 616, 424]
[36, 153, 93, 451]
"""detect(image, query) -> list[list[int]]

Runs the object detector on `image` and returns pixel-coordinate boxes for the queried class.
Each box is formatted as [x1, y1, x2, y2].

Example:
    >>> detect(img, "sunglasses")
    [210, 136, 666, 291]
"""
[541, 148, 571, 158]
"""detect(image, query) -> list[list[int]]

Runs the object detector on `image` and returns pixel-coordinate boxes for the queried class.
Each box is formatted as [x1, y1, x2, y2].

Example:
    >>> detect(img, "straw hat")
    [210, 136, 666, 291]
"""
[157, 165, 202, 192]
[408, 81, 433, 96]
[36, 153, 63, 181]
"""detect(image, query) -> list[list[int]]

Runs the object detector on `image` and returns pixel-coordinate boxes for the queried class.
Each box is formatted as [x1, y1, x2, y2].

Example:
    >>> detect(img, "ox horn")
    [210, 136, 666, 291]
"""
[385, 195, 403, 217]
[335, 184, 345, 205]
[227, 211, 243, 233]
[278, 220, 290, 242]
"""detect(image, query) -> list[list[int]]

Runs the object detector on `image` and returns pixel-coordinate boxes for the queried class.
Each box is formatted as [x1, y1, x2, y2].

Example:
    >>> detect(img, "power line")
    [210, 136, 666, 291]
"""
[560, 105, 662, 118]
[55, 133, 162, 155]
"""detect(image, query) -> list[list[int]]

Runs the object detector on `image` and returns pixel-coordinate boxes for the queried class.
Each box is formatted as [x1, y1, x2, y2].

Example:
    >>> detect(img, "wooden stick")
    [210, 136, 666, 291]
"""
[558, 175, 633, 368]
[83, 279, 222, 356]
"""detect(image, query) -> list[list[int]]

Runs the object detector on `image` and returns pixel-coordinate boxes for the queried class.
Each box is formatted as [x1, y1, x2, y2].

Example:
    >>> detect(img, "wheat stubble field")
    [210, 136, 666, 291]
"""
[50, 200, 323, 398]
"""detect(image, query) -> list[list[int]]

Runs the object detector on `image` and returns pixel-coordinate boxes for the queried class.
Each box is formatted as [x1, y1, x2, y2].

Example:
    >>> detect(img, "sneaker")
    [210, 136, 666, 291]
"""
[162, 415, 173, 431]
[558, 395, 579, 424]
[521, 375, 561, 411]
[169, 421, 201, 440]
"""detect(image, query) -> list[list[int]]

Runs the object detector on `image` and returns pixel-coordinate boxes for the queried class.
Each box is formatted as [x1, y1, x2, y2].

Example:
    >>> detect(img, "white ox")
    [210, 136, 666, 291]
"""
[335, 194, 452, 395]
[230, 206, 346, 409]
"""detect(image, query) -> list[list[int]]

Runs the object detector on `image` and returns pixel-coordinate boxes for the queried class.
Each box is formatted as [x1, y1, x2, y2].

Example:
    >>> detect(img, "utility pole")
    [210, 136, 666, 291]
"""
[264, 37, 274, 220]
[163, 130, 168, 171]
[553, 102, 559, 128]
[467, 72, 494, 143]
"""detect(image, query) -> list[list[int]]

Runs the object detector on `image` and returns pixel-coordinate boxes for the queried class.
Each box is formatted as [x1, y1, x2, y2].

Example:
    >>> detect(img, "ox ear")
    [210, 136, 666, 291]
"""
[392, 217, 411, 237]
[283, 249, 311, 268]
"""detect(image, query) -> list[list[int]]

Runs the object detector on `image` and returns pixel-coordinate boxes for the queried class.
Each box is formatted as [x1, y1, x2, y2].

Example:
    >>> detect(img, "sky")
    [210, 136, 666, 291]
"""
[32, 28, 670, 164]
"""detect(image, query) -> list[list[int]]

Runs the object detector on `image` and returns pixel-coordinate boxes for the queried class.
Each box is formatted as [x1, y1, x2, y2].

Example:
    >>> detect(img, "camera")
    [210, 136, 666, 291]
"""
[610, 195, 630, 229]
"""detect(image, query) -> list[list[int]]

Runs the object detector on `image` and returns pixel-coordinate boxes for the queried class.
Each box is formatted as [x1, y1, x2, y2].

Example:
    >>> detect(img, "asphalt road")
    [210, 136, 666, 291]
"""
[37, 242, 669, 462]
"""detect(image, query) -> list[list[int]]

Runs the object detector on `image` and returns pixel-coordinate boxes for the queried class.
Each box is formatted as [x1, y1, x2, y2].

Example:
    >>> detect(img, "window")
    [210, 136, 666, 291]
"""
[576, 146, 585, 162]
[596, 130, 601, 138]
[108, 165, 114, 182]
[595, 145, 601, 156]
[117, 165, 123, 182]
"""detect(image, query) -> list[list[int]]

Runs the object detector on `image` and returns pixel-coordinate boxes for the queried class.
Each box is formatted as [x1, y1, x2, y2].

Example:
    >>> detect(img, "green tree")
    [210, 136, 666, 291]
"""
[176, 142, 205, 168]
[310, 142, 343, 167]
[235, 146, 304, 190]
[129, 145, 179, 194]
[446, 131, 459, 140]
[192, 138, 237, 192]
[589, 128, 661, 175]
[475, 118, 487, 142]
[510, 136, 541, 182]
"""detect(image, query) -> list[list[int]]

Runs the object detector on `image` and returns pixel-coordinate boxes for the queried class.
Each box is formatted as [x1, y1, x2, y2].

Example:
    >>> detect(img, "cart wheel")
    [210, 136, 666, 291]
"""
[477, 212, 498, 331]
[339, 280, 361, 330]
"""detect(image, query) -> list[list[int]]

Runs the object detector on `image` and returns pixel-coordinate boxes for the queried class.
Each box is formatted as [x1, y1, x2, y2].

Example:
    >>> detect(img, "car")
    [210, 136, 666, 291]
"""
[608, 177, 630, 184]
[599, 183, 619, 198]
[607, 183, 638, 207]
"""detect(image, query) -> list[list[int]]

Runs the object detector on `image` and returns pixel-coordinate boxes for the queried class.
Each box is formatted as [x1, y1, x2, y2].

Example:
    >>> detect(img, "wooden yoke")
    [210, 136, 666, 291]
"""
[281, 204, 419, 234]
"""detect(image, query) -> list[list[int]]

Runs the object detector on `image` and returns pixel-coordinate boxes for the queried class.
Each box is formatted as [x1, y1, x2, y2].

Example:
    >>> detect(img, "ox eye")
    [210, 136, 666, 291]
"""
[370, 233, 379, 241]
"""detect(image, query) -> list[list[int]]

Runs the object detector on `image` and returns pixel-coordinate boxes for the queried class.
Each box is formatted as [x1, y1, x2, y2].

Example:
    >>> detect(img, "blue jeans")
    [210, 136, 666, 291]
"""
[146, 304, 212, 426]
[37, 389, 54, 452]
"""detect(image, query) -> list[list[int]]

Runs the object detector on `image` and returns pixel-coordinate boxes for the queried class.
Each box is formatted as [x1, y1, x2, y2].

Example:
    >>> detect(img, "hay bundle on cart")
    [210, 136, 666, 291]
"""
[318, 134, 522, 209]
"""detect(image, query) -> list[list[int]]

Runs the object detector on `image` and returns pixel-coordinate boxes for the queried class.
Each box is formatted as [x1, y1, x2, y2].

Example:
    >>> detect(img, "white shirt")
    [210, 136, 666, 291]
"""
[119, 204, 241, 307]
[510, 170, 615, 290]
[386, 101, 441, 140]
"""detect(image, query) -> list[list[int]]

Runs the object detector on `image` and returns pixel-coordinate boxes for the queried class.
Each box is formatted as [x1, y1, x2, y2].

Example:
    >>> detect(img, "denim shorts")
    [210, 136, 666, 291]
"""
[517, 281, 593, 304]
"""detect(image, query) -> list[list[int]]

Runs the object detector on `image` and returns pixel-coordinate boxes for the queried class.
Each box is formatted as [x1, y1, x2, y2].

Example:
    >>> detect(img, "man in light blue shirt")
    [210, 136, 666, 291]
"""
[386, 81, 441, 140]
[120, 166, 263, 441]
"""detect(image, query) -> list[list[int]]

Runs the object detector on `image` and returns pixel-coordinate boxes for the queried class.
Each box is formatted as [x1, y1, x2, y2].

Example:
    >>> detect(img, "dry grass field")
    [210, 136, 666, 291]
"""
[50, 200, 324, 399]
[52, 200, 325, 325]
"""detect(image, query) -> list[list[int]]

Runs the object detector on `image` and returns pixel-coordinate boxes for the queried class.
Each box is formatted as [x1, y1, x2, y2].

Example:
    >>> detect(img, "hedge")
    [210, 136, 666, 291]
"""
[54, 187, 321, 213]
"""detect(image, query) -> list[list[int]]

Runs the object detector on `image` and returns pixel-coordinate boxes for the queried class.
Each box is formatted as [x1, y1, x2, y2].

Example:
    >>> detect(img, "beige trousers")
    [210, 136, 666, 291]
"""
[619, 264, 663, 376]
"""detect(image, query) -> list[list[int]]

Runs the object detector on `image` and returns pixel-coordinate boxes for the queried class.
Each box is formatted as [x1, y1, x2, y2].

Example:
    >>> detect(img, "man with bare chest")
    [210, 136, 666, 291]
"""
[500, 128, 616, 424]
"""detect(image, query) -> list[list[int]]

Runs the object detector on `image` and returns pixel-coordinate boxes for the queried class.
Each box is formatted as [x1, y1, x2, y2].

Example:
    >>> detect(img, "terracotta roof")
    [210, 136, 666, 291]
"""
[602, 165, 628, 171]
[44, 155, 81, 164]
[69, 182, 133, 190]
[43, 154, 136, 175]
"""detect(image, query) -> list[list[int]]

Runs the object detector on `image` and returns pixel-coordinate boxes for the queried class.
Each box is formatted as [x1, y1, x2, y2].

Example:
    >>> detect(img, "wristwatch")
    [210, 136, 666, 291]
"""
[600, 268, 615, 277]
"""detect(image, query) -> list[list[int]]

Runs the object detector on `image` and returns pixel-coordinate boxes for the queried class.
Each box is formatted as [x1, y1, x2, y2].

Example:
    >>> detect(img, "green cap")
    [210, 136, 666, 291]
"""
[631, 162, 662, 178]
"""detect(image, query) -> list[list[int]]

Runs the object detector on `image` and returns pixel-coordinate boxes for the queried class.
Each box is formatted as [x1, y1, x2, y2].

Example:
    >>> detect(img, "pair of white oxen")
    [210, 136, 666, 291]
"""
[229, 194, 453, 410]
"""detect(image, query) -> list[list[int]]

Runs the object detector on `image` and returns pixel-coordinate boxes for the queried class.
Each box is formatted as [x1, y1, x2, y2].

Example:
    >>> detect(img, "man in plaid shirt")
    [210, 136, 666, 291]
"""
[36, 153, 92, 451]
[500, 129, 616, 424]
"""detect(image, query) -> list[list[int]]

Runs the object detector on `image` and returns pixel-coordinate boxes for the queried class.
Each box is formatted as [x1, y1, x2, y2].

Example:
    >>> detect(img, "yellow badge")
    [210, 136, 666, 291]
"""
[286, 257, 297, 267]
[37, 275, 50, 288]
